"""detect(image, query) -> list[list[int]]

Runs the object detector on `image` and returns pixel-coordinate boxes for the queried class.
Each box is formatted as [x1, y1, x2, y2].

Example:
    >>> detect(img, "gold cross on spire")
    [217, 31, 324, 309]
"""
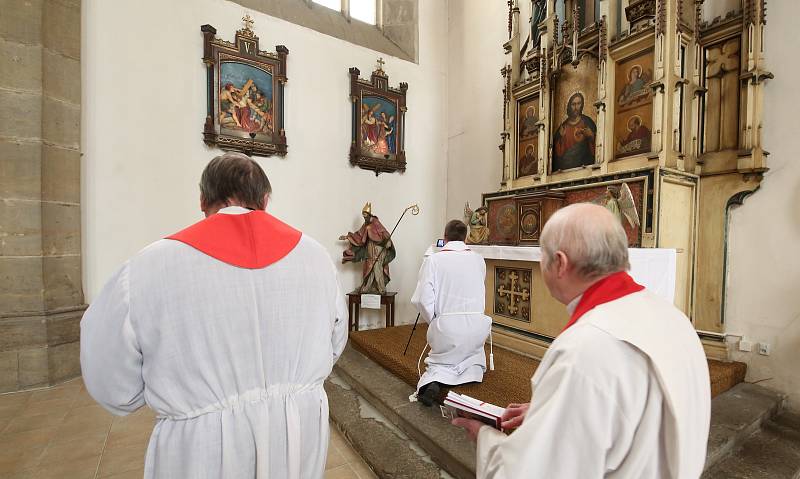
[376, 57, 385, 71]
[242, 14, 255, 31]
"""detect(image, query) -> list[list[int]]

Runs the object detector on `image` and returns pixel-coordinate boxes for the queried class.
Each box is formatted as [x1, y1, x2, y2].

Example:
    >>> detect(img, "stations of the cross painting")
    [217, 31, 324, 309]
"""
[496, 269, 531, 317]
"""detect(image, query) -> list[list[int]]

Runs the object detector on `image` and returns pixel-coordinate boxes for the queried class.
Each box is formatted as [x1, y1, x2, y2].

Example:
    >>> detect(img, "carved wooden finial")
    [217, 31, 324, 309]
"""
[599, 15, 608, 61]
[508, 0, 513, 38]
[572, 2, 580, 29]
[376, 57, 385, 71]
[656, 0, 666, 35]
[242, 14, 255, 31]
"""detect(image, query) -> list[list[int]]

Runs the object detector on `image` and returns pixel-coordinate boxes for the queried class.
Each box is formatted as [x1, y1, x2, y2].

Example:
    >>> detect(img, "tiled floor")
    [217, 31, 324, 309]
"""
[0, 378, 376, 479]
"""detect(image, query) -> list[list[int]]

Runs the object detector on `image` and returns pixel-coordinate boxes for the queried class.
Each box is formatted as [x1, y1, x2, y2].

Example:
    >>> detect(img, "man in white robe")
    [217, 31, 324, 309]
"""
[454, 203, 710, 478]
[411, 219, 491, 406]
[80, 152, 348, 479]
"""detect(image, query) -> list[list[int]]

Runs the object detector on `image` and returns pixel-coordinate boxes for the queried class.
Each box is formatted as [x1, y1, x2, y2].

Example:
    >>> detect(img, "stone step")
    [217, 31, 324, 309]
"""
[330, 346, 475, 479]
[702, 412, 800, 478]
[331, 344, 787, 478]
[705, 383, 786, 469]
[325, 373, 456, 479]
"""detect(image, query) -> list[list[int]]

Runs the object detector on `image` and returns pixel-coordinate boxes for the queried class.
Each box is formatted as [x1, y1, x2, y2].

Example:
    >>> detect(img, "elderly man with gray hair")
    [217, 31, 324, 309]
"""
[454, 203, 710, 479]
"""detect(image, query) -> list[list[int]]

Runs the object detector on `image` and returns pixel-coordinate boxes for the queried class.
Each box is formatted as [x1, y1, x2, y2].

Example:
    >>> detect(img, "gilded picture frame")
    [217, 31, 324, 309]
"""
[201, 18, 288, 157]
[349, 63, 408, 176]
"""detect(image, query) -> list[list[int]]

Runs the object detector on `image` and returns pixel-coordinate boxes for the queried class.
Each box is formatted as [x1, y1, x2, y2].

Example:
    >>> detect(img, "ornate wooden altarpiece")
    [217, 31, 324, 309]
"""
[201, 15, 288, 157]
[349, 60, 408, 175]
[477, 0, 771, 359]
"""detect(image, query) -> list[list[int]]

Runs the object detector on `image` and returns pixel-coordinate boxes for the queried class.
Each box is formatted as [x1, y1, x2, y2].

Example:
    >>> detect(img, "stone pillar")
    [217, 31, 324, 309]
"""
[0, 0, 84, 393]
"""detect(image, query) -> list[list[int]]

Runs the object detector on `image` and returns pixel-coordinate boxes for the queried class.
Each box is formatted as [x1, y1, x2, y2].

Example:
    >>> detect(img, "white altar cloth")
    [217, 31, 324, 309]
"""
[424, 244, 677, 305]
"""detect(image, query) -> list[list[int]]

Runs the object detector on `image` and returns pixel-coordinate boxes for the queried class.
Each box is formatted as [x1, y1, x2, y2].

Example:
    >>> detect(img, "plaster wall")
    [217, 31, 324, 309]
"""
[82, 0, 448, 329]
[724, 0, 800, 410]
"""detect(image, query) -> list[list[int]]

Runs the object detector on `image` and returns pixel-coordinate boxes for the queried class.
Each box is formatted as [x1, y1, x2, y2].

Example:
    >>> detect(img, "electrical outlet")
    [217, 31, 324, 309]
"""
[758, 343, 771, 356]
[739, 339, 753, 352]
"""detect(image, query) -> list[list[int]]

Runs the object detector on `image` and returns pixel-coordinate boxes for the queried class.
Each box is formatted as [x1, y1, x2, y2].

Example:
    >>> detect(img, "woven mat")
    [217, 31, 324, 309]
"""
[349, 324, 746, 407]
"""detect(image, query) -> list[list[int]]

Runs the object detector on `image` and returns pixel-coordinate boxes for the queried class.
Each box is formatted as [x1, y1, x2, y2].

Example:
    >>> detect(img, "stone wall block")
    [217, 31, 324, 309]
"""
[0, 257, 45, 313]
[0, 90, 43, 139]
[42, 255, 83, 310]
[0, 39, 42, 91]
[41, 144, 80, 203]
[46, 309, 82, 346]
[48, 340, 80, 383]
[41, 96, 79, 148]
[0, 0, 83, 394]
[0, 199, 42, 256]
[42, 49, 80, 103]
[18, 347, 48, 387]
[42, 0, 80, 59]
[0, 316, 47, 351]
[0, 140, 42, 200]
[42, 202, 80, 255]
[0, 0, 43, 45]
[383, 0, 416, 25]
[0, 351, 19, 393]
[383, 24, 416, 56]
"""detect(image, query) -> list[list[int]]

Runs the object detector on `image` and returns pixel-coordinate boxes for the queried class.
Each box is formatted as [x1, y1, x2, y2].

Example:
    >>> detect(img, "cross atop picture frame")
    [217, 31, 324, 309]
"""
[201, 15, 288, 157]
[349, 60, 408, 176]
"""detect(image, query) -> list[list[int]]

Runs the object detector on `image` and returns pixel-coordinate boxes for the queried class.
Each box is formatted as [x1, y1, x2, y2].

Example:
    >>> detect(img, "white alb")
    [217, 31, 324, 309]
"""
[411, 240, 492, 391]
[476, 289, 711, 479]
[81, 207, 348, 479]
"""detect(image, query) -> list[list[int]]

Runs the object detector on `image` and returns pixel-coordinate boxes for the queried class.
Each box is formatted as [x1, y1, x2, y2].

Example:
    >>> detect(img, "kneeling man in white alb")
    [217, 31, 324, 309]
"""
[411, 219, 492, 406]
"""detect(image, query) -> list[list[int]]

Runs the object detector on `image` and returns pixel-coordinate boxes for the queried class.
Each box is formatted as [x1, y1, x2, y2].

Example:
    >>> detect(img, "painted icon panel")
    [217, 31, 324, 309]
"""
[360, 95, 398, 157]
[516, 95, 540, 178]
[551, 55, 599, 172]
[613, 49, 654, 159]
[219, 61, 275, 135]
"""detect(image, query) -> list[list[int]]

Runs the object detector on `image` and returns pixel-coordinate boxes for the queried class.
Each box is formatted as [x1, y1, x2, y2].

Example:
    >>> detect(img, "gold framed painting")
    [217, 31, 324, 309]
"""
[516, 95, 540, 178]
[201, 18, 289, 157]
[613, 49, 654, 160]
[551, 55, 600, 172]
[349, 63, 408, 176]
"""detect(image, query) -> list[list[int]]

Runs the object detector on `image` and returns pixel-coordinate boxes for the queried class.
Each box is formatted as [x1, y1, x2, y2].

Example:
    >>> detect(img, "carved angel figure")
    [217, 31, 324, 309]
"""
[602, 183, 640, 229]
[464, 202, 490, 245]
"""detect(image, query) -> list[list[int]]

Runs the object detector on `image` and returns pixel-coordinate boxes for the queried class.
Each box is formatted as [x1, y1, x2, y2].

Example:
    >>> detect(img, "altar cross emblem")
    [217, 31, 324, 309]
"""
[376, 57, 385, 72]
[497, 271, 530, 315]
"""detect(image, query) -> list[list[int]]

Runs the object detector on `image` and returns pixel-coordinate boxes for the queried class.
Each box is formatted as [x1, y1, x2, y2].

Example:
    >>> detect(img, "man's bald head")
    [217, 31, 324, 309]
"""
[540, 203, 630, 281]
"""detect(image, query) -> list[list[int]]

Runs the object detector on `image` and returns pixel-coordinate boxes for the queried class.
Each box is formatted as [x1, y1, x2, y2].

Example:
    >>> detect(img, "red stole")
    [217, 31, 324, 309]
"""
[166, 211, 302, 269]
[562, 271, 644, 333]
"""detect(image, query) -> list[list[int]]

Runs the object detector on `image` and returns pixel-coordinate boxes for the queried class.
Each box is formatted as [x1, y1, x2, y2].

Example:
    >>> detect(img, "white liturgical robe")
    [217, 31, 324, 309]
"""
[411, 241, 491, 390]
[476, 289, 710, 479]
[81, 207, 348, 479]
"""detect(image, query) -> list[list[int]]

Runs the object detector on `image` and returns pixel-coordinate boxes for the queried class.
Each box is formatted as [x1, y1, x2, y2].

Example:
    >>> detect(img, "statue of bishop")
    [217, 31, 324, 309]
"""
[339, 202, 396, 294]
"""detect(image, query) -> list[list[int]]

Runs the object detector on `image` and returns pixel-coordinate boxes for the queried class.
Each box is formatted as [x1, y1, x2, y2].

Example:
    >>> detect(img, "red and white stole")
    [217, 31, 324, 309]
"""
[562, 271, 644, 333]
[167, 210, 301, 269]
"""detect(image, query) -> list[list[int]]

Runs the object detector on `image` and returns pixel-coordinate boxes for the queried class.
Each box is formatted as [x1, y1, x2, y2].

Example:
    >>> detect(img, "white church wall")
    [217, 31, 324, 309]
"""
[81, 0, 448, 329]
[725, 1, 800, 411]
[445, 0, 506, 222]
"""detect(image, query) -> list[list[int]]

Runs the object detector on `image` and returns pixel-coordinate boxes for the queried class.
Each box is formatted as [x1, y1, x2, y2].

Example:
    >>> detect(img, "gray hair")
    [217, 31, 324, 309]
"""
[199, 152, 271, 210]
[540, 203, 630, 279]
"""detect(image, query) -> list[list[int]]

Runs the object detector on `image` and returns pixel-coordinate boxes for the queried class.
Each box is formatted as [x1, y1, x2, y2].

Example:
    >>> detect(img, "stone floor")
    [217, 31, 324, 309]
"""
[0, 378, 376, 479]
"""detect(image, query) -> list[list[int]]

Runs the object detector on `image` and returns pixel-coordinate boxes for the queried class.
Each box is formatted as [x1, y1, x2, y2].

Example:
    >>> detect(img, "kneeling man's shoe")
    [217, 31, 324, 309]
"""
[419, 382, 442, 407]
